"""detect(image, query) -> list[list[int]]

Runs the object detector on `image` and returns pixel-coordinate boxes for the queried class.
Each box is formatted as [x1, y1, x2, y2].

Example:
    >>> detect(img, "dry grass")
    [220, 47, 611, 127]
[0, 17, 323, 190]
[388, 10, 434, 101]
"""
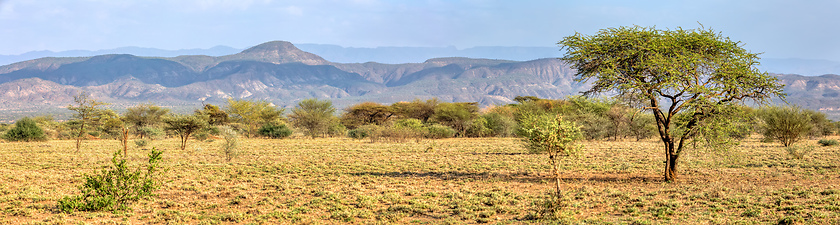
[0, 136, 838, 224]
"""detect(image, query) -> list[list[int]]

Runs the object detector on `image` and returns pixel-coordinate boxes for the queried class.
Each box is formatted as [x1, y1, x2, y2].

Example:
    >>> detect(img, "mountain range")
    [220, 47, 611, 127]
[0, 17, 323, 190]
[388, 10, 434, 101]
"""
[1, 41, 839, 121]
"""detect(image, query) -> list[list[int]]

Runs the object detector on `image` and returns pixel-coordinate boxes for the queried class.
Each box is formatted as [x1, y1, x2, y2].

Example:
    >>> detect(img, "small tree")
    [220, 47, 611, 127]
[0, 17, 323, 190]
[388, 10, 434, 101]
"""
[224, 99, 283, 137]
[758, 106, 812, 147]
[163, 115, 209, 150]
[3, 117, 47, 142]
[124, 103, 170, 139]
[519, 114, 583, 195]
[289, 98, 337, 138]
[431, 102, 479, 137]
[68, 91, 109, 151]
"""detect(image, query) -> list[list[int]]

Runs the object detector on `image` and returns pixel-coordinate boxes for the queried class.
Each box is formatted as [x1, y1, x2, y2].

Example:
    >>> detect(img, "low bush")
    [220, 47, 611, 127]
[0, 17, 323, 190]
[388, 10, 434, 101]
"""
[258, 123, 293, 139]
[784, 145, 814, 160]
[817, 139, 838, 147]
[425, 124, 456, 139]
[57, 148, 164, 213]
[3, 117, 47, 142]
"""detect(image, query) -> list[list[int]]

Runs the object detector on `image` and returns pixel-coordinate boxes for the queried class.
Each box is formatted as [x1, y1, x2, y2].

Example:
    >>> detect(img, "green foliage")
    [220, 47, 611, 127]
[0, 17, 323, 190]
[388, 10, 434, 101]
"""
[628, 113, 657, 141]
[123, 103, 170, 139]
[224, 99, 284, 138]
[758, 106, 812, 147]
[482, 112, 517, 137]
[347, 127, 372, 139]
[195, 103, 229, 126]
[519, 114, 583, 155]
[519, 114, 583, 195]
[57, 148, 163, 213]
[393, 118, 424, 131]
[2, 117, 47, 142]
[424, 124, 456, 139]
[817, 139, 838, 147]
[289, 98, 338, 138]
[219, 126, 239, 162]
[163, 114, 209, 150]
[804, 109, 835, 137]
[431, 102, 479, 136]
[464, 116, 492, 137]
[258, 123, 293, 139]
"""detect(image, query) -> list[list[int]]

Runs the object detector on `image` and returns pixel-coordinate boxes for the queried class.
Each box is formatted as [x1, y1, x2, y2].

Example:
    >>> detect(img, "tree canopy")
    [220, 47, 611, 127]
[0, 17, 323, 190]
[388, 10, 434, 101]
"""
[559, 26, 785, 181]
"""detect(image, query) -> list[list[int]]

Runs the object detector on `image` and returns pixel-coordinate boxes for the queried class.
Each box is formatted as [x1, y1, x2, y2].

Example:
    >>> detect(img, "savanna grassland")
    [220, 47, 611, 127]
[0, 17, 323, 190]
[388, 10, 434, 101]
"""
[1, 136, 839, 224]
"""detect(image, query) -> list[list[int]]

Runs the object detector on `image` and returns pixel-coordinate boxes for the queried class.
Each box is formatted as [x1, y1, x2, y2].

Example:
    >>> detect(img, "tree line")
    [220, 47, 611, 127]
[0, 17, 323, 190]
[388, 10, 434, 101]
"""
[0, 92, 834, 151]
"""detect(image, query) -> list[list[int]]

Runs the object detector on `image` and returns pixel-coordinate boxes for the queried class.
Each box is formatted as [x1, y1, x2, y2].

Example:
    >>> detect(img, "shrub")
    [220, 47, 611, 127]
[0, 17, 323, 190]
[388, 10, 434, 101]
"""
[425, 124, 456, 139]
[57, 148, 163, 213]
[784, 145, 814, 160]
[134, 139, 148, 147]
[258, 123, 293, 139]
[3, 117, 47, 142]
[483, 113, 517, 137]
[348, 127, 372, 139]
[220, 126, 239, 162]
[758, 106, 812, 147]
[818, 139, 839, 147]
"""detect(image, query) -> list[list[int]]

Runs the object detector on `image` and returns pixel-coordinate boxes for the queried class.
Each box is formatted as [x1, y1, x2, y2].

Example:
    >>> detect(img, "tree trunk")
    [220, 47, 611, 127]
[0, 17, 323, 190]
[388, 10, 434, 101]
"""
[665, 152, 679, 182]
[549, 152, 562, 196]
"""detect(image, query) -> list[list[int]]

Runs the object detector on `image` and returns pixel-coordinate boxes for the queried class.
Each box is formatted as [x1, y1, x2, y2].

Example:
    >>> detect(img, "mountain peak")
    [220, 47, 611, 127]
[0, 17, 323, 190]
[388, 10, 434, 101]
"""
[232, 41, 328, 65]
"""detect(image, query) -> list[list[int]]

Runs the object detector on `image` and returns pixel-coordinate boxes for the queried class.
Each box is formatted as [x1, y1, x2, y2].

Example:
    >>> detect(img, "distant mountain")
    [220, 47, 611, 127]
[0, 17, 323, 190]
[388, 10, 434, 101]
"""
[0, 41, 583, 121]
[1, 41, 840, 122]
[6, 43, 840, 75]
[0, 46, 241, 67]
[295, 44, 562, 64]
[758, 58, 840, 76]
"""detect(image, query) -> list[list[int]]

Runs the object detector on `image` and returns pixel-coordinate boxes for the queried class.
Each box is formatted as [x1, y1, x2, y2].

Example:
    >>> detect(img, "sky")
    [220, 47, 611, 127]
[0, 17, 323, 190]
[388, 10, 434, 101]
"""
[1, 0, 839, 61]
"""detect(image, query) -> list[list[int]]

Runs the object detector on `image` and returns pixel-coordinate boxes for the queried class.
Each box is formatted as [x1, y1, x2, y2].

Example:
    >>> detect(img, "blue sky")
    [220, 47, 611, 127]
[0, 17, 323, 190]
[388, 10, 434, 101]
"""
[2, 0, 839, 61]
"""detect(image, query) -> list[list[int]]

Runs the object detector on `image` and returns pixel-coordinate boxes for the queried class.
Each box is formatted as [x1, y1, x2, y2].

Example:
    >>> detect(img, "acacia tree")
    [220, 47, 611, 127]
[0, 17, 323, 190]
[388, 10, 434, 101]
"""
[559, 26, 784, 182]
[68, 91, 108, 151]
[163, 114, 209, 150]
[289, 98, 337, 138]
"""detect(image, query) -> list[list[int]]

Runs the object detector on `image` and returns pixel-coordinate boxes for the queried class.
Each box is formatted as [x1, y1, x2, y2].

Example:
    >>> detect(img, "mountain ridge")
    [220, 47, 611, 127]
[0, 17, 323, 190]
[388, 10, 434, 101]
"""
[1, 41, 840, 121]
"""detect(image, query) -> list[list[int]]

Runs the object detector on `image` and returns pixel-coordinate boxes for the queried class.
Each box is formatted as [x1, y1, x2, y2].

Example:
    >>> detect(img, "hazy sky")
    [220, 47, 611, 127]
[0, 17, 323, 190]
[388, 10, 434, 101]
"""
[2, 0, 839, 61]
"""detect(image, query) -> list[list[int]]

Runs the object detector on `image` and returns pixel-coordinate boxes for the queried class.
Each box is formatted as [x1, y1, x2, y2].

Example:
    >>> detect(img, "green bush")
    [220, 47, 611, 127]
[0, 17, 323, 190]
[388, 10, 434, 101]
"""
[818, 139, 839, 147]
[758, 106, 812, 147]
[482, 113, 517, 137]
[258, 123, 293, 139]
[57, 148, 164, 213]
[3, 117, 47, 142]
[348, 127, 372, 139]
[425, 124, 456, 139]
